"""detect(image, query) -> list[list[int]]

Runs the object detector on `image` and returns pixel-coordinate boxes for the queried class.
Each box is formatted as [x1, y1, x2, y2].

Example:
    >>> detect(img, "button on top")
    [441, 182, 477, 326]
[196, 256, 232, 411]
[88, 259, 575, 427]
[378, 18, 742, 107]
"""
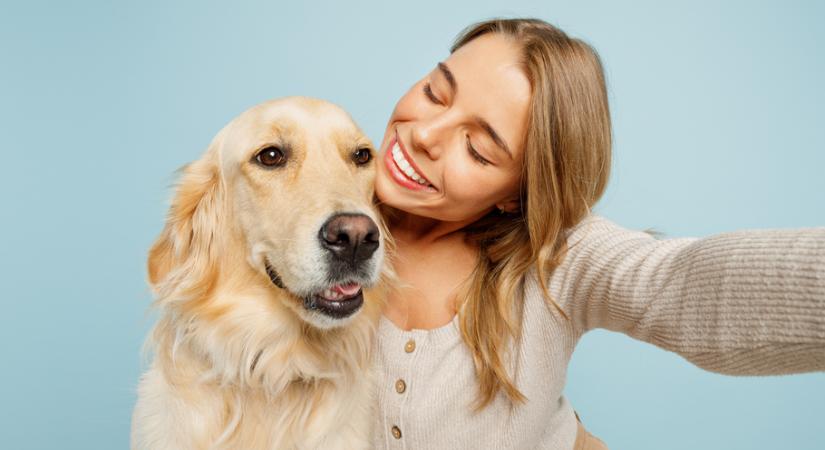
[395, 379, 407, 394]
[391, 425, 402, 439]
[404, 339, 416, 353]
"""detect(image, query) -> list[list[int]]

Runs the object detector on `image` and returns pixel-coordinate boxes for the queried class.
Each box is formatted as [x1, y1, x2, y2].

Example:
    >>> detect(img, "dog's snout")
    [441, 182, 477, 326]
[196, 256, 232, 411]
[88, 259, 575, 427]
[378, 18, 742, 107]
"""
[319, 213, 380, 263]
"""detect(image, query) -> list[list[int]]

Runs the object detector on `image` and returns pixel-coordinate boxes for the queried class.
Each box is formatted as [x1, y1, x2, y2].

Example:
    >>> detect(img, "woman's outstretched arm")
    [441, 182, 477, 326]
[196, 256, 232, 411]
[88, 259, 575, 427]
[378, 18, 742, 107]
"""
[552, 214, 825, 375]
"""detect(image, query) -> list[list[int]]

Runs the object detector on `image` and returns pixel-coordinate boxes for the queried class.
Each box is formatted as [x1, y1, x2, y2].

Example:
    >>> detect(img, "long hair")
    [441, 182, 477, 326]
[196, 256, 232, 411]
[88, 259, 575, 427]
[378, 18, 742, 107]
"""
[447, 18, 612, 411]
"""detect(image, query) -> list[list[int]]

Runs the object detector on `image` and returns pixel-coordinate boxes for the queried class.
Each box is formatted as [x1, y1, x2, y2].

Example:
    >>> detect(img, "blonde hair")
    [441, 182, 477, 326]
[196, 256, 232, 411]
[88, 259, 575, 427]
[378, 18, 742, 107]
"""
[419, 18, 612, 411]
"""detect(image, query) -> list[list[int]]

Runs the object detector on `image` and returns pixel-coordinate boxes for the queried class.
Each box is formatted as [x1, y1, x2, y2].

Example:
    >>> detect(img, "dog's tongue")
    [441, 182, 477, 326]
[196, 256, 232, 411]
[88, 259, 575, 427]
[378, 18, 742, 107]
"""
[332, 283, 361, 296]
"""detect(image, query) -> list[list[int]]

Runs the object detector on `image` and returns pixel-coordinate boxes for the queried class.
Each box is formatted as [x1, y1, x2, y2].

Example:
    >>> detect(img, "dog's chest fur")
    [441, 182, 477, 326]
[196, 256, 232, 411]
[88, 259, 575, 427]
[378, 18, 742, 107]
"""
[133, 344, 376, 450]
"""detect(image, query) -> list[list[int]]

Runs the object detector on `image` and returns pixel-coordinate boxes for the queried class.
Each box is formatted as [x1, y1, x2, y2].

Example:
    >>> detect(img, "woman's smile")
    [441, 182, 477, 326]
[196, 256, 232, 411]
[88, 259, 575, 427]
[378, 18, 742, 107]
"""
[382, 131, 438, 193]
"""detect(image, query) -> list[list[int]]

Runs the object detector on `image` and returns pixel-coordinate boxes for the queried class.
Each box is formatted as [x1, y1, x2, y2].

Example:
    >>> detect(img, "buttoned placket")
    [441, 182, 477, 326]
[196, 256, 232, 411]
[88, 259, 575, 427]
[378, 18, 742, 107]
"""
[377, 313, 462, 450]
[386, 329, 426, 450]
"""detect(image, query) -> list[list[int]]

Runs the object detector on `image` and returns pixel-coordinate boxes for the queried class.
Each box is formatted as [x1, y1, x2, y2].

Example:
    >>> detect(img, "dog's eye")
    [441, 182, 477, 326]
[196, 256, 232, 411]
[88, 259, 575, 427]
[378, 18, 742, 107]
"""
[255, 146, 287, 168]
[353, 148, 372, 165]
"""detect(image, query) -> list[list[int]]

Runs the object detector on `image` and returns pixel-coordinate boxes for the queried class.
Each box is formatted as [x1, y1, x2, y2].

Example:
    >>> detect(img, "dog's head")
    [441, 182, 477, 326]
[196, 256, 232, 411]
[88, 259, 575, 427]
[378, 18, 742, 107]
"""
[147, 97, 387, 331]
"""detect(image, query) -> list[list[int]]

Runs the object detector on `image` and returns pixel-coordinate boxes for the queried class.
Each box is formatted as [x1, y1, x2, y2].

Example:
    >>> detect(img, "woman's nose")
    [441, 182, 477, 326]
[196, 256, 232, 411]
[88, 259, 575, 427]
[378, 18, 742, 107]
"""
[410, 118, 445, 160]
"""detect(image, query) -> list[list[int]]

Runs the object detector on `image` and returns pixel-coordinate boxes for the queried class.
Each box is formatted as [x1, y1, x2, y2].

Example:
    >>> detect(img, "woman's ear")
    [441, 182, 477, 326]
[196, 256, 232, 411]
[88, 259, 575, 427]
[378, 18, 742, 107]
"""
[495, 197, 521, 214]
[147, 152, 225, 305]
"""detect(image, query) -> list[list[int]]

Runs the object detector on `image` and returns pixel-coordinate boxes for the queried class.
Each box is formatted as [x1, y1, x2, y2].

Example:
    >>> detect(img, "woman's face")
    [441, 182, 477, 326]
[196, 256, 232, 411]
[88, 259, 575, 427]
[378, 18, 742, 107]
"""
[375, 33, 531, 224]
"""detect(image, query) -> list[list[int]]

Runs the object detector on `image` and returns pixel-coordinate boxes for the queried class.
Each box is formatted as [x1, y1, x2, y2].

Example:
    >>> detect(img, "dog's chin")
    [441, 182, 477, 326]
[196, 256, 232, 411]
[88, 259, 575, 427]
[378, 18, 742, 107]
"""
[265, 260, 367, 328]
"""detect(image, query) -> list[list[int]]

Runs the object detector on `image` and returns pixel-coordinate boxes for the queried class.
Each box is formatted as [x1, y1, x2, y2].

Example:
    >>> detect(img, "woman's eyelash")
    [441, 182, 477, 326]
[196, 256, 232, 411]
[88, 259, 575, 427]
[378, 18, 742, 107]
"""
[423, 83, 441, 104]
[467, 137, 490, 165]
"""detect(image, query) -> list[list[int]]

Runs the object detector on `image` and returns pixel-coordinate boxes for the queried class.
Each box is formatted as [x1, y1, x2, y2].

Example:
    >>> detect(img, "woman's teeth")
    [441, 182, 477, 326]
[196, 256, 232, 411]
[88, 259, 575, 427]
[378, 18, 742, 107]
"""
[391, 142, 431, 186]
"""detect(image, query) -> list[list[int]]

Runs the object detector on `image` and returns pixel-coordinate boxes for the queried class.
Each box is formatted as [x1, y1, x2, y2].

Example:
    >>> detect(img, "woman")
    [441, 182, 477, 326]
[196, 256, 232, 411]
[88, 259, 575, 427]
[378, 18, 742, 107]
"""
[369, 18, 825, 449]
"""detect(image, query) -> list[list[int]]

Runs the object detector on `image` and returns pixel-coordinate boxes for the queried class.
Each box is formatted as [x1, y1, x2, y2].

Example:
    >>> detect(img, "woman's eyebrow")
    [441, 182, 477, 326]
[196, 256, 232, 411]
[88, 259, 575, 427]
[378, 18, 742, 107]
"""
[437, 62, 457, 93]
[474, 115, 513, 159]
[438, 61, 513, 160]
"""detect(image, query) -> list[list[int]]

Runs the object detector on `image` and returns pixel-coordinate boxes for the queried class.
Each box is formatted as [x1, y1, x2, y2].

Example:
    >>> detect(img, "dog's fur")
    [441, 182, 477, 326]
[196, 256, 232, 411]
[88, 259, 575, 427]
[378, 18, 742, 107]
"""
[132, 97, 393, 450]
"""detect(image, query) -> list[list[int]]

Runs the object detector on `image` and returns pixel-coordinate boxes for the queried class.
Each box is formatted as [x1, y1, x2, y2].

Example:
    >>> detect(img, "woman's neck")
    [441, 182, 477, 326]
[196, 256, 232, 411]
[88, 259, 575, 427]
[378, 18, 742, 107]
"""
[386, 208, 486, 247]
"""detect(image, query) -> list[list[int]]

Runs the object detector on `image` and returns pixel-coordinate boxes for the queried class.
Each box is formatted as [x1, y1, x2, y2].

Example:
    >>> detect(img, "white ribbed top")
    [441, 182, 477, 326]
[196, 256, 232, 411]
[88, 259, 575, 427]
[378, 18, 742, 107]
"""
[371, 214, 825, 449]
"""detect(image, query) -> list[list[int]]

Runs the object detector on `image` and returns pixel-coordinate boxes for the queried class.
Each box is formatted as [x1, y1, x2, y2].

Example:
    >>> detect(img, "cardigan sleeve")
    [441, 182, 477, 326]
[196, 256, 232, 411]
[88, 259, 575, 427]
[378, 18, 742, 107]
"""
[552, 213, 825, 375]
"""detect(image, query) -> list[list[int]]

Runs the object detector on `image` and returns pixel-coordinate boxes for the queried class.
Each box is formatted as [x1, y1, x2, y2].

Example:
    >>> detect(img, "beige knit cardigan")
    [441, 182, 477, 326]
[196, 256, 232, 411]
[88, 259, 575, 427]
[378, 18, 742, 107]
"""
[371, 214, 825, 449]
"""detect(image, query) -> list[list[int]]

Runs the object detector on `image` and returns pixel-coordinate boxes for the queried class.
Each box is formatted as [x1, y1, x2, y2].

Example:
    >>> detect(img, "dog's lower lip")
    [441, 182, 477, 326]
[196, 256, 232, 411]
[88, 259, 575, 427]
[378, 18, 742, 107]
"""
[304, 289, 364, 318]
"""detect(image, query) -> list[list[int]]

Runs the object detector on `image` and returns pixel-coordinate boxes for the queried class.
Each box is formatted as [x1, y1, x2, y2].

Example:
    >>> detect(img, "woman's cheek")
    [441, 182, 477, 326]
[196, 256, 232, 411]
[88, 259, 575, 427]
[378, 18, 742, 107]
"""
[455, 170, 509, 208]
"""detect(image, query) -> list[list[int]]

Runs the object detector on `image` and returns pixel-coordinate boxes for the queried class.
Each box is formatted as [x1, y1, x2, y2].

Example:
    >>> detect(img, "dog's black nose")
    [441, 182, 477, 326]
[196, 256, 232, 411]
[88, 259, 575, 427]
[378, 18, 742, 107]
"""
[319, 213, 380, 263]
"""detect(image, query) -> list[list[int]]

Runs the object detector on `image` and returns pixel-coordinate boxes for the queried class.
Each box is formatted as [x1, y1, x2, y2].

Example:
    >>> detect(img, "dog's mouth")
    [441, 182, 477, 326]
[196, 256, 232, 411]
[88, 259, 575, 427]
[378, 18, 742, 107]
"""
[265, 260, 364, 319]
[264, 261, 287, 289]
[303, 282, 364, 319]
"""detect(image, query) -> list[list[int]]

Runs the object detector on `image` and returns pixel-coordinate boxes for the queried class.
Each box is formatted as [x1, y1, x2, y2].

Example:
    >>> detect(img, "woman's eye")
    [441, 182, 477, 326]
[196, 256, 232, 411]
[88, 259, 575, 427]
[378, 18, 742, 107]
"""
[423, 82, 442, 104]
[466, 137, 490, 165]
[255, 146, 287, 168]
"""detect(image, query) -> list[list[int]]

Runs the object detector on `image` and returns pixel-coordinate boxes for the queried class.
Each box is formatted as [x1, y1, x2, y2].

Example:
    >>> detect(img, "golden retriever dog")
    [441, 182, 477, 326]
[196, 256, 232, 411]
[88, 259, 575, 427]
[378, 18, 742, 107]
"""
[132, 97, 392, 450]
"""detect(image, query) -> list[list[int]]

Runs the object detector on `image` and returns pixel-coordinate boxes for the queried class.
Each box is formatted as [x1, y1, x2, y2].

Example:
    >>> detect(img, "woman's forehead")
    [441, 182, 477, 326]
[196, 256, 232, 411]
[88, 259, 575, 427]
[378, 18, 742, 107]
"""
[442, 34, 531, 158]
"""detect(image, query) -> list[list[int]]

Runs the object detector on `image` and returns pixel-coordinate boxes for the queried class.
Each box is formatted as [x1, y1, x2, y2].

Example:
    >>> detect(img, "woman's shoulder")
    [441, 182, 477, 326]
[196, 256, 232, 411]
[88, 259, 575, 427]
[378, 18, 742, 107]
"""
[524, 212, 662, 284]
[524, 213, 662, 303]
[562, 212, 661, 251]
[523, 213, 614, 282]
[565, 212, 629, 235]
[560, 213, 612, 253]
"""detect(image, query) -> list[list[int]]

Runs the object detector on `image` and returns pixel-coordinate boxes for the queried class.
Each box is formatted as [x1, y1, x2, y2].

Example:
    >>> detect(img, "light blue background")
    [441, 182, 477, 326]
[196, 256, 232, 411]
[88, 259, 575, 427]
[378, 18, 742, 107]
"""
[1, 1, 823, 449]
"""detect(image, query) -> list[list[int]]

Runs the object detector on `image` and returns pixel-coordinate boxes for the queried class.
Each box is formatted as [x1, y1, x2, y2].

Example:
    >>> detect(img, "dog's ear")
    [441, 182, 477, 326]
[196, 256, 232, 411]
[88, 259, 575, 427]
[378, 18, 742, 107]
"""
[147, 150, 224, 306]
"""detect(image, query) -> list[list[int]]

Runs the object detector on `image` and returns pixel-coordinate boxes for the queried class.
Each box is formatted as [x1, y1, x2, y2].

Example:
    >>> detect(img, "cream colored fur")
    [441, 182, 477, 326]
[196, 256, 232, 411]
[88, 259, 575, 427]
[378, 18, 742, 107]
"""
[131, 97, 392, 450]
